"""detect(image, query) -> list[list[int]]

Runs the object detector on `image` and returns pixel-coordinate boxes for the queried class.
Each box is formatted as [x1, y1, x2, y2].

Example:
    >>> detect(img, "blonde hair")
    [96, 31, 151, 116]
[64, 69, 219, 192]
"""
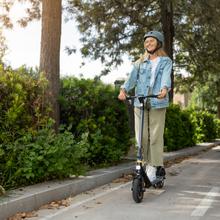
[137, 48, 168, 63]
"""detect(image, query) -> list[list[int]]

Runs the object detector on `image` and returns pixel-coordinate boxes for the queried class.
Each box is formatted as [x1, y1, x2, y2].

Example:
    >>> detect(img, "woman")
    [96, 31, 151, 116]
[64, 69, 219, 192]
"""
[118, 31, 172, 182]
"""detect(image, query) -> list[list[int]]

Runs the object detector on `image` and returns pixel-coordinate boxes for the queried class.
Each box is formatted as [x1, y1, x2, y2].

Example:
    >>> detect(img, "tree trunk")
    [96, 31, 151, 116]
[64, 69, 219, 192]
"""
[160, 0, 174, 102]
[40, 0, 62, 130]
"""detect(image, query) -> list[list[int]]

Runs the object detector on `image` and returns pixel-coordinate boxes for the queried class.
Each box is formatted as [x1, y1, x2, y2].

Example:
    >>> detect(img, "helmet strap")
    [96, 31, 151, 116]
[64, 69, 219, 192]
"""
[146, 48, 158, 55]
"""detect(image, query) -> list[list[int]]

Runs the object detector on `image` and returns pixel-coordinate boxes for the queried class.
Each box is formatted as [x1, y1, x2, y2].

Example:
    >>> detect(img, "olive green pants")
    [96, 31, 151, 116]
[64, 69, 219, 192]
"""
[134, 107, 166, 166]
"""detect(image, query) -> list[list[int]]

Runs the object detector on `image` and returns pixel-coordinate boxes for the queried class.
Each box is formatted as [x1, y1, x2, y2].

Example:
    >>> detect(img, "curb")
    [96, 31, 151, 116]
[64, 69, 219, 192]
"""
[0, 163, 134, 220]
[1, 141, 220, 220]
[164, 141, 219, 162]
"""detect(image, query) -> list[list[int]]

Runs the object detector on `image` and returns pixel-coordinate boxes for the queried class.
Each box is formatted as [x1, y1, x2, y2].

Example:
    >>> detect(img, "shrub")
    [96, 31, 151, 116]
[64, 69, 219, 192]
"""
[164, 104, 195, 151]
[60, 77, 131, 166]
[2, 64, 218, 189]
[190, 110, 218, 143]
[0, 65, 50, 144]
[215, 118, 220, 138]
[0, 125, 86, 189]
[164, 104, 219, 151]
[0, 66, 85, 189]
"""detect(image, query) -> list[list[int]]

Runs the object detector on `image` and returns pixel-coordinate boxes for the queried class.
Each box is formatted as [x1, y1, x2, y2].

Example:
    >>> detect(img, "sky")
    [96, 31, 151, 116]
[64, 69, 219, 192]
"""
[2, 2, 132, 84]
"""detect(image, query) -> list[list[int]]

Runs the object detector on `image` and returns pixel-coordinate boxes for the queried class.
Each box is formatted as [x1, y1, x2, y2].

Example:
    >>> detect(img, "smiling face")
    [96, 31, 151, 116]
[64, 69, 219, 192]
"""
[144, 37, 158, 53]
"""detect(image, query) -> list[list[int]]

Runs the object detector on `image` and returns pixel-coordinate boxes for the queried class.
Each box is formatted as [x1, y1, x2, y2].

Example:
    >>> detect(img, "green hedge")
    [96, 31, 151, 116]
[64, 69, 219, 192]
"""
[0, 66, 85, 189]
[190, 110, 218, 143]
[1, 65, 219, 190]
[164, 105, 195, 151]
[164, 104, 220, 152]
[0, 126, 85, 189]
[59, 77, 131, 166]
[0, 65, 50, 144]
[215, 118, 220, 137]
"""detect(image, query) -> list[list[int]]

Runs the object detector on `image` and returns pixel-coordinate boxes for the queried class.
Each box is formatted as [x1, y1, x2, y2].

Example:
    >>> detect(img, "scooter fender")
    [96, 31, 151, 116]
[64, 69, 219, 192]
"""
[140, 166, 152, 188]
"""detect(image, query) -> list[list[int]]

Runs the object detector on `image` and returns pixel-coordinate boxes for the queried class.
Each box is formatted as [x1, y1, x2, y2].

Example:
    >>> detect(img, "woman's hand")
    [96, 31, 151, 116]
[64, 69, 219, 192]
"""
[158, 88, 168, 99]
[118, 89, 127, 101]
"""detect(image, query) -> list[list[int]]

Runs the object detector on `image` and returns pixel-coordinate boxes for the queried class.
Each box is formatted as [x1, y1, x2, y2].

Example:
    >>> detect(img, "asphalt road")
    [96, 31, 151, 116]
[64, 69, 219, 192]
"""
[26, 146, 220, 220]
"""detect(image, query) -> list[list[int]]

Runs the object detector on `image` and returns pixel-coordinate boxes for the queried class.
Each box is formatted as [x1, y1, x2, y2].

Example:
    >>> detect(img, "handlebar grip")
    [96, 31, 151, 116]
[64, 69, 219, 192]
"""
[147, 94, 159, 98]
[126, 96, 133, 100]
[126, 95, 159, 100]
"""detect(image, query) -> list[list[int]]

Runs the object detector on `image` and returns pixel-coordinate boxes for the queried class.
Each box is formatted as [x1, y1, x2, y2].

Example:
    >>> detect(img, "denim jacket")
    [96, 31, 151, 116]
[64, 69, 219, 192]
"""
[121, 56, 172, 108]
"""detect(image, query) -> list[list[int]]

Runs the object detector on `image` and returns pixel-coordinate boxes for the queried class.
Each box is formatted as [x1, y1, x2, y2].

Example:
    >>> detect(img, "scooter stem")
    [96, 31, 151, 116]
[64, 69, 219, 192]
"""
[137, 99, 145, 160]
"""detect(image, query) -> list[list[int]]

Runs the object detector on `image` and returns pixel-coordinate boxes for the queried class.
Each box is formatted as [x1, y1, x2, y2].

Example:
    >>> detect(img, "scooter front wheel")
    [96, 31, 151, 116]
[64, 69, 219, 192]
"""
[132, 177, 144, 203]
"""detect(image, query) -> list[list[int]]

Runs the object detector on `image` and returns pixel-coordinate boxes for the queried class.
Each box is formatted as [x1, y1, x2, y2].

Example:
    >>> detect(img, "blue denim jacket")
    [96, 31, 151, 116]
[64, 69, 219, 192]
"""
[121, 56, 172, 108]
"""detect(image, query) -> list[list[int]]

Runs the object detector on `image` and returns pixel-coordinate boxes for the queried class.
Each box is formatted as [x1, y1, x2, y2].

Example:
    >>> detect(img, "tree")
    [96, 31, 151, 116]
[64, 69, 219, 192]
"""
[0, 0, 41, 28]
[174, 0, 220, 117]
[66, 0, 175, 99]
[40, 0, 62, 129]
[160, 0, 174, 101]
[0, 0, 62, 128]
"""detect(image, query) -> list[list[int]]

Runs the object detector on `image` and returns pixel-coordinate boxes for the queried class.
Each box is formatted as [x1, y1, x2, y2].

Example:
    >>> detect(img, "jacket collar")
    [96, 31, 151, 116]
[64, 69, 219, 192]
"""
[143, 55, 163, 63]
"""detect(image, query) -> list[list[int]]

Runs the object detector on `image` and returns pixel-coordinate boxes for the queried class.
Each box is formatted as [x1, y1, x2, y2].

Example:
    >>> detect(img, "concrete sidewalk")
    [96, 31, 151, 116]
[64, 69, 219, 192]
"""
[1, 140, 220, 220]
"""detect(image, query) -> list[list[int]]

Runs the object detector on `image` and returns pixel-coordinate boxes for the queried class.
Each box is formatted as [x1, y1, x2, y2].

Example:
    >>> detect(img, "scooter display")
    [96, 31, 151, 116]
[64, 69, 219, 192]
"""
[126, 95, 166, 203]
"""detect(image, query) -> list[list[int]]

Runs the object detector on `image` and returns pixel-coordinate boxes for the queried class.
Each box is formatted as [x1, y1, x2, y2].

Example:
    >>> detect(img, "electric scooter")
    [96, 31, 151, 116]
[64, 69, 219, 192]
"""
[126, 95, 166, 203]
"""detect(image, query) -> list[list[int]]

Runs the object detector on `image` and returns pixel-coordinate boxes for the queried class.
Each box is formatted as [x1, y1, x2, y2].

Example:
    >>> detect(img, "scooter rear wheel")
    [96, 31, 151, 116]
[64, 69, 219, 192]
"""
[132, 178, 144, 203]
[154, 179, 164, 189]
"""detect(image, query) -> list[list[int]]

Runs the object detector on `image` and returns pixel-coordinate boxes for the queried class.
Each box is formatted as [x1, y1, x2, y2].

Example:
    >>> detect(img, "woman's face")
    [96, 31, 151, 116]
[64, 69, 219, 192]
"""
[144, 37, 157, 53]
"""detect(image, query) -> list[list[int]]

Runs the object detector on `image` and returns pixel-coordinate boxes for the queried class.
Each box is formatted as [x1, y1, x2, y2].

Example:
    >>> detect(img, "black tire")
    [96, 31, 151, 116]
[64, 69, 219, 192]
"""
[132, 178, 144, 203]
[156, 180, 164, 189]
[155, 167, 165, 189]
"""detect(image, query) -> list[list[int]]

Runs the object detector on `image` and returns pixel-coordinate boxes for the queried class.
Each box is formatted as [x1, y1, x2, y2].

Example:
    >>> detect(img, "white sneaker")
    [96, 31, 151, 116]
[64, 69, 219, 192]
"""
[146, 165, 156, 182]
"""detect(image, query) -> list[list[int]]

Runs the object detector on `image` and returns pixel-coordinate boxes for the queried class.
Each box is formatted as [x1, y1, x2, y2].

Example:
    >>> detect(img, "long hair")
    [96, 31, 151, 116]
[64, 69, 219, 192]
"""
[137, 47, 168, 63]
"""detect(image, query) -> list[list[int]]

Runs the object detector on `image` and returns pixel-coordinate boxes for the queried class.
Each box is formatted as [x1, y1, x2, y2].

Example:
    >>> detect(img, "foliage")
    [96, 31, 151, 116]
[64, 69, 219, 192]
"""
[188, 84, 217, 113]
[215, 118, 220, 138]
[0, 0, 41, 28]
[0, 28, 7, 62]
[59, 77, 131, 166]
[0, 65, 51, 144]
[1, 1, 220, 116]
[190, 109, 218, 143]
[66, 0, 163, 72]
[174, 0, 220, 117]
[0, 126, 86, 189]
[0, 66, 86, 189]
[1, 1, 62, 127]
[164, 104, 195, 151]
[164, 104, 219, 151]
[0, 64, 219, 190]
[66, 0, 220, 115]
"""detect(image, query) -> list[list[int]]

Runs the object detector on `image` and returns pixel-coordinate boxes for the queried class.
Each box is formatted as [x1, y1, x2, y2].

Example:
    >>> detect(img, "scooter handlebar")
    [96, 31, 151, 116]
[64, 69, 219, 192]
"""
[126, 94, 159, 100]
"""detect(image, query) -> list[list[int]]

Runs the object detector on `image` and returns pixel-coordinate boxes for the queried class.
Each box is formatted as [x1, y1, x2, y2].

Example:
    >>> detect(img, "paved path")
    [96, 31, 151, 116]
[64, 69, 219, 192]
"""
[20, 145, 220, 220]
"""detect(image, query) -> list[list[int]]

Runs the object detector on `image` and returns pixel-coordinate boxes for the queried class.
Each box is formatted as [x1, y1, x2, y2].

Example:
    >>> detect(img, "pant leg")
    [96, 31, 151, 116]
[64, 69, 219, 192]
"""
[134, 107, 150, 161]
[147, 108, 166, 166]
[134, 107, 142, 153]
[134, 107, 166, 166]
